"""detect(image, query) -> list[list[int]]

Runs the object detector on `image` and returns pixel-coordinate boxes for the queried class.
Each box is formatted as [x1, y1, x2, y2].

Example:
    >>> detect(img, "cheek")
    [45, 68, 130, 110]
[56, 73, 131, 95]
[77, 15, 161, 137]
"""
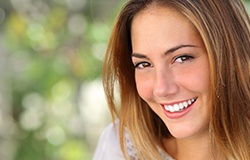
[192, 64, 210, 92]
[184, 70, 210, 100]
[135, 74, 153, 101]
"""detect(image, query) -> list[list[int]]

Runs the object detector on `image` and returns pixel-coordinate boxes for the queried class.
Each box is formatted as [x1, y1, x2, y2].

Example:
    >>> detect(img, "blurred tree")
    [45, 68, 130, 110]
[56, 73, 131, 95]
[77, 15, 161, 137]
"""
[0, 0, 124, 159]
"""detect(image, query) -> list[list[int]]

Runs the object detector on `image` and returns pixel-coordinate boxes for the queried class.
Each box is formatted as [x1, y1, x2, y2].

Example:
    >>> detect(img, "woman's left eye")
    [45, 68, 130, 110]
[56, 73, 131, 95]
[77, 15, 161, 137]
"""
[174, 55, 194, 63]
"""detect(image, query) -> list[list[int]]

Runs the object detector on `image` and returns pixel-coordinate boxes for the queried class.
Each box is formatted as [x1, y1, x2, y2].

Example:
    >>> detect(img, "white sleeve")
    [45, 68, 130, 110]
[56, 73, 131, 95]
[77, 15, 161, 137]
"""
[93, 121, 125, 160]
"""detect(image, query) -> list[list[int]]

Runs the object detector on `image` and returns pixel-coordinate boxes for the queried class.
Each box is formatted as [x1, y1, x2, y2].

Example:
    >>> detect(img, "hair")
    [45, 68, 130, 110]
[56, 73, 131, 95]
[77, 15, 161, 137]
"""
[102, 0, 250, 159]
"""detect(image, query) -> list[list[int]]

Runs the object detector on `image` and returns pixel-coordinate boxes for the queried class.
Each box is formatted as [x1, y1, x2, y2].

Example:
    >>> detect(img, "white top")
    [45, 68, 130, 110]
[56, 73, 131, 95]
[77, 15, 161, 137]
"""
[93, 121, 124, 160]
[93, 121, 174, 160]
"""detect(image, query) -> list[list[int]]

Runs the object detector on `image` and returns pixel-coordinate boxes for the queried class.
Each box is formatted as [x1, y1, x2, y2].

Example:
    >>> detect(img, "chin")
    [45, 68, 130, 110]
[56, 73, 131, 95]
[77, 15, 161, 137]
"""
[163, 121, 204, 139]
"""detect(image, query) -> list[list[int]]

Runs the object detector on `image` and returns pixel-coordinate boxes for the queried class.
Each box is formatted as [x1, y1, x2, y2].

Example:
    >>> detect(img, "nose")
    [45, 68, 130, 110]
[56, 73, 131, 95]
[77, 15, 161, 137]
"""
[153, 68, 178, 98]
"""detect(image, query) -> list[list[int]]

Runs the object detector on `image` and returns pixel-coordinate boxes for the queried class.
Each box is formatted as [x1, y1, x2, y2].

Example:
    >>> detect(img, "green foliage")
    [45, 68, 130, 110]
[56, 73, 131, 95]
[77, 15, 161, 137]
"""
[0, 0, 124, 159]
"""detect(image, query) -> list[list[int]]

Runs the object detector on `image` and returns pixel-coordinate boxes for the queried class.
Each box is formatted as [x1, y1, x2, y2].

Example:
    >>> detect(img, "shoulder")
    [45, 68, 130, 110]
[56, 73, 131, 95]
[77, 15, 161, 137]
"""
[93, 121, 174, 160]
[93, 120, 125, 160]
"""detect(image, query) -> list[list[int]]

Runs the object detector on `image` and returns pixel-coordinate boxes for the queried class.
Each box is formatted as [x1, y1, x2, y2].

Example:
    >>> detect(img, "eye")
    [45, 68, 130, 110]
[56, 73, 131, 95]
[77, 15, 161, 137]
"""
[134, 62, 151, 69]
[174, 55, 194, 63]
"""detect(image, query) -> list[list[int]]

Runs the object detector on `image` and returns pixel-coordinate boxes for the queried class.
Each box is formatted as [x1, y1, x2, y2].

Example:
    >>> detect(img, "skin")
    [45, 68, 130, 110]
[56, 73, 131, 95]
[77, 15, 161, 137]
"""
[131, 6, 214, 159]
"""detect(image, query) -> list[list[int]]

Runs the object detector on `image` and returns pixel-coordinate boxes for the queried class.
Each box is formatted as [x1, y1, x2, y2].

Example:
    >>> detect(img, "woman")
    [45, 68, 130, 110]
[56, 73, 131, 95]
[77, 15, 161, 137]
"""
[94, 0, 250, 159]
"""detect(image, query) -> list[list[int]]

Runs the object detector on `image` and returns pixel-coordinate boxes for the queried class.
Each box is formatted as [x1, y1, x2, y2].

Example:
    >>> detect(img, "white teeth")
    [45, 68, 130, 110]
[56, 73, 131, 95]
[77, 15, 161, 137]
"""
[179, 103, 184, 109]
[173, 104, 179, 111]
[169, 106, 174, 112]
[183, 102, 188, 107]
[163, 98, 196, 113]
[164, 105, 169, 111]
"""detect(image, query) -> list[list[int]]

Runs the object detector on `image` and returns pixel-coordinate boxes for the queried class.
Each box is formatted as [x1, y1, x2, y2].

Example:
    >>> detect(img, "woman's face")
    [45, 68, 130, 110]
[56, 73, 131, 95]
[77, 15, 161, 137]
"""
[131, 7, 211, 139]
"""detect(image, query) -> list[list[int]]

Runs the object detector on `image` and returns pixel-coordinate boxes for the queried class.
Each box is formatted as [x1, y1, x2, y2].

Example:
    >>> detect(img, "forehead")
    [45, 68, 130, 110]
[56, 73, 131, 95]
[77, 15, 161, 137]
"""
[130, 5, 206, 58]
[133, 5, 186, 25]
[132, 6, 200, 42]
[131, 5, 196, 39]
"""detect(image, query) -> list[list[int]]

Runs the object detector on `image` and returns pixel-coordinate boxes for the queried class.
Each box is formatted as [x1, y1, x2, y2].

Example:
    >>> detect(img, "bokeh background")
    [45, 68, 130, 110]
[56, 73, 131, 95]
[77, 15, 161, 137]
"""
[0, 0, 249, 160]
[0, 0, 124, 159]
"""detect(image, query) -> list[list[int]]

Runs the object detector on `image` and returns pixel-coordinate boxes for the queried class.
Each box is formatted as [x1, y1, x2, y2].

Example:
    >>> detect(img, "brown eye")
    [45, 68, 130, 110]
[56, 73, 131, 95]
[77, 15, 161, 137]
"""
[175, 55, 194, 63]
[134, 62, 151, 69]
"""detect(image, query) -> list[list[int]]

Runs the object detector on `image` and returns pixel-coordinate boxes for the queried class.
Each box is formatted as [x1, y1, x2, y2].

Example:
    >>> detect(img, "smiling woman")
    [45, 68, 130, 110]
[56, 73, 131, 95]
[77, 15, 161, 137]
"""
[94, 0, 250, 160]
[131, 8, 211, 143]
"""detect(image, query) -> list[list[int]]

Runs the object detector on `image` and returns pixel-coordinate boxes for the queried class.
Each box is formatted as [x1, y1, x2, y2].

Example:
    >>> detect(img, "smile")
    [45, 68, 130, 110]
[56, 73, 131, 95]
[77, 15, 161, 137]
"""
[163, 98, 197, 113]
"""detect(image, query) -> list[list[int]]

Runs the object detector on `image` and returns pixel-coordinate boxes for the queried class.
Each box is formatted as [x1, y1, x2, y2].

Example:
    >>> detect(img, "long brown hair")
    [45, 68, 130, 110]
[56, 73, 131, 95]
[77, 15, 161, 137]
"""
[102, 0, 250, 159]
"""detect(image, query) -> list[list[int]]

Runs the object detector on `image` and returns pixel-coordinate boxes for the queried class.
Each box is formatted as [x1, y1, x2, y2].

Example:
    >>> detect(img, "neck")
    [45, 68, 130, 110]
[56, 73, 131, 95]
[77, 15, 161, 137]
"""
[163, 134, 219, 160]
[175, 138, 213, 160]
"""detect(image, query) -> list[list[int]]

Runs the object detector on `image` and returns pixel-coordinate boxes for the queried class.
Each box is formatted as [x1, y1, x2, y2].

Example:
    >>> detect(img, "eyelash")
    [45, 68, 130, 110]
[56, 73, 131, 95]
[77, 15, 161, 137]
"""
[133, 54, 194, 69]
[174, 55, 194, 63]
[134, 61, 151, 69]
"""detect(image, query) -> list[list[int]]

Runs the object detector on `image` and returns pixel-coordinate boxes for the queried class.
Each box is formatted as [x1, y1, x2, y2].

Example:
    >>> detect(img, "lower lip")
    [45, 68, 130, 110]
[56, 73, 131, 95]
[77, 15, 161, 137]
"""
[162, 102, 195, 119]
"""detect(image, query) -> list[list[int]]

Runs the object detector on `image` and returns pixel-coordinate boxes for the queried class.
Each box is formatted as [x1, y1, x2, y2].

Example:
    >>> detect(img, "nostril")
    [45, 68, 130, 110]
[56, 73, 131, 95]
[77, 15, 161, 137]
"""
[153, 80, 179, 98]
[153, 87, 168, 97]
[153, 69, 178, 97]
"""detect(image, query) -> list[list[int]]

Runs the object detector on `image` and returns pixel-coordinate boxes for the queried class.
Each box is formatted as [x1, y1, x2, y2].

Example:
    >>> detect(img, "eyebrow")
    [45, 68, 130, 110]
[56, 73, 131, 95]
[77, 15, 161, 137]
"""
[131, 44, 197, 59]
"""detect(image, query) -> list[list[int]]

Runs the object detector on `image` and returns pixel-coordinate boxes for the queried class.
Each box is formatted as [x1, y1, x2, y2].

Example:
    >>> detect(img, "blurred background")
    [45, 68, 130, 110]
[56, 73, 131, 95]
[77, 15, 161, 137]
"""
[0, 0, 249, 160]
[0, 0, 124, 159]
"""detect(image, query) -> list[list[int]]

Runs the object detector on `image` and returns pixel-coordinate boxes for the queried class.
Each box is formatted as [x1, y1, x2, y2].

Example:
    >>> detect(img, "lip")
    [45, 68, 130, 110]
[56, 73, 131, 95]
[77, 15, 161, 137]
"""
[160, 97, 197, 119]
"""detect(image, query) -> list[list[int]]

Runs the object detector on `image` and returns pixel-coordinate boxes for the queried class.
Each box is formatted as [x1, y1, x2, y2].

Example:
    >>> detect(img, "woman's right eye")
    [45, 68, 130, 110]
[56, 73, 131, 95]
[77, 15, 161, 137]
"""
[134, 62, 151, 69]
